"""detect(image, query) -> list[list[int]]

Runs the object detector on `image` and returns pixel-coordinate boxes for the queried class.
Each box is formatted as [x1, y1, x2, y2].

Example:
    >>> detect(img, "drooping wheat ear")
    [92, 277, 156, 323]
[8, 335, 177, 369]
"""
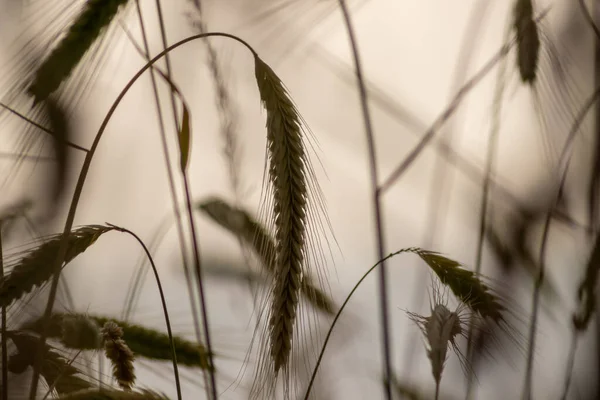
[513, 0, 540, 84]
[415, 250, 506, 323]
[55, 388, 170, 400]
[573, 234, 600, 331]
[21, 313, 213, 370]
[198, 197, 335, 315]
[8, 332, 92, 395]
[0, 225, 114, 308]
[28, 0, 131, 104]
[101, 321, 136, 391]
[254, 56, 309, 374]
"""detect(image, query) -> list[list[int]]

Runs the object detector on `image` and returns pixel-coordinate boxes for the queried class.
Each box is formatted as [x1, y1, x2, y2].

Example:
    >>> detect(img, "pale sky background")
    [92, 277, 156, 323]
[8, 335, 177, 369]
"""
[0, 0, 598, 399]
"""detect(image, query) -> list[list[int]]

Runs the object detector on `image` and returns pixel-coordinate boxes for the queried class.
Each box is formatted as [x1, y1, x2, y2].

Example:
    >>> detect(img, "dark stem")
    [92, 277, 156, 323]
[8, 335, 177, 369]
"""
[130, 1, 209, 393]
[304, 249, 412, 399]
[337, 1, 391, 398]
[181, 174, 217, 399]
[108, 223, 182, 400]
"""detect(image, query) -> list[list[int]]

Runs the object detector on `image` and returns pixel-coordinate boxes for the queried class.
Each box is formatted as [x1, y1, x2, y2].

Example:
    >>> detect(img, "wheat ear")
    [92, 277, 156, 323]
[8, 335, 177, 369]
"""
[0, 225, 114, 308]
[28, 0, 131, 103]
[254, 56, 309, 376]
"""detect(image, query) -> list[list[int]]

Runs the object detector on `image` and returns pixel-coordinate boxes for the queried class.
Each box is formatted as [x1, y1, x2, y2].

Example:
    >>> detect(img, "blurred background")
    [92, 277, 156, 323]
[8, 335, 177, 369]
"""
[0, 0, 598, 399]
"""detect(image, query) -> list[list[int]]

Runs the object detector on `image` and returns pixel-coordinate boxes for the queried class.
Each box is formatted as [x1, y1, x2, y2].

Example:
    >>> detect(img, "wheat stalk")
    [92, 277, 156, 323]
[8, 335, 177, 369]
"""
[28, 0, 131, 103]
[101, 321, 136, 391]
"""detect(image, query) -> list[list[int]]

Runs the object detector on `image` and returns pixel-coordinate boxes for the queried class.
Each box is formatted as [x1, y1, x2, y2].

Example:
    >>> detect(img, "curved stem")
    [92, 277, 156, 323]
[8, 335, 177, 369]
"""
[28, 31, 258, 400]
[304, 248, 413, 400]
[107, 223, 182, 400]
[337, 1, 391, 398]
[129, 3, 210, 394]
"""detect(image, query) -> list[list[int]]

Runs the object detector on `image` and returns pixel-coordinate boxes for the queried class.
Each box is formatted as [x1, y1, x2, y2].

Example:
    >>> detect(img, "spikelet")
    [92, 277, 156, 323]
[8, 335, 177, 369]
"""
[199, 197, 335, 315]
[0, 225, 114, 308]
[28, 0, 131, 103]
[513, 0, 540, 84]
[56, 388, 170, 400]
[102, 321, 136, 391]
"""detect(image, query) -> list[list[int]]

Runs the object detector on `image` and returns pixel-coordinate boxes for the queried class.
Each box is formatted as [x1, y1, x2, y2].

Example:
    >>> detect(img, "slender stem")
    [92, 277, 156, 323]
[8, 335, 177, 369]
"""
[181, 175, 218, 399]
[28, 31, 258, 400]
[304, 249, 413, 399]
[337, 1, 391, 398]
[0, 222, 6, 400]
[130, 2, 208, 392]
[522, 87, 600, 400]
[151, 3, 216, 396]
[108, 224, 182, 400]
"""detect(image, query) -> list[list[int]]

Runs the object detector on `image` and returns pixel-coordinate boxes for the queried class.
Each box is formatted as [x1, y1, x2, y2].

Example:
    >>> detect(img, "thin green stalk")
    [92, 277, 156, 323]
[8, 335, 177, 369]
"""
[337, 1, 391, 398]
[107, 223, 182, 400]
[304, 249, 413, 399]
[0, 222, 6, 400]
[28, 31, 257, 400]
[522, 87, 600, 400]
